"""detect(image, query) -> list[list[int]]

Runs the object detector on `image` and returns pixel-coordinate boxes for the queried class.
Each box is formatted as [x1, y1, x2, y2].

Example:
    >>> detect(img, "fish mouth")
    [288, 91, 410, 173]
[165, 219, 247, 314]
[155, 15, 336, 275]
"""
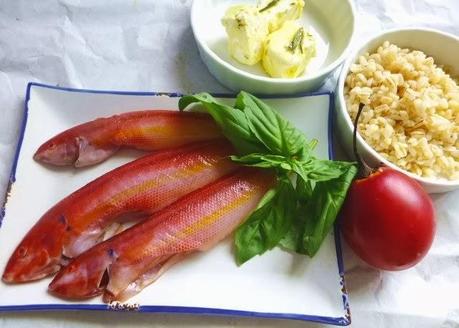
[2, 262, 61, 284]
[34, 137, 119, 168]
[48, 276, 105, 300]
[2, 245, 64, 284]
[48, 255, 112, 300]
[33, 140, 79, 166]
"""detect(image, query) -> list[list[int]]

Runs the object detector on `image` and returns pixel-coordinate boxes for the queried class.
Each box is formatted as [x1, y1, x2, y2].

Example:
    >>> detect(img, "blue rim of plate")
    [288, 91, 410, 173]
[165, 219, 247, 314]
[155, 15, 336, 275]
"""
[0, 82, 351, 326]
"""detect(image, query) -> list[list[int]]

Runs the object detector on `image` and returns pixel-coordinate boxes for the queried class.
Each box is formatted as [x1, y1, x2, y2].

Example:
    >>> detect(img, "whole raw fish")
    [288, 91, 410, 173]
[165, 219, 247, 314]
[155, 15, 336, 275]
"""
[34, 110, 223, 167]
[2, 141, 237, 283]
[48, 168, 275, 302]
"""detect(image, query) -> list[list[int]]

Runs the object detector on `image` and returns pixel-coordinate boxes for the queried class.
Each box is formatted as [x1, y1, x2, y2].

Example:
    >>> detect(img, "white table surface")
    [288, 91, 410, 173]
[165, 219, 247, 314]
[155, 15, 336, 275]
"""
[0, 1, 459, 327]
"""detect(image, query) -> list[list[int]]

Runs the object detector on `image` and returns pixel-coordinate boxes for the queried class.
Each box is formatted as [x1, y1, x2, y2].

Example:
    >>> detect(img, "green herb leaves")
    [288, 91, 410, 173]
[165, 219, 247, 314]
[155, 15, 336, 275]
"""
[235, 177, 296, 265]
[258, 0, 280, 13]
[280, 165, 357, 256]
[287, 27, 305, 54]
[179, 92, 357, 264]
[179, 92, 310, 157]
[179, 93, 264, 154]
[234, 92, 310, 158]
[233, 155, 357, 261]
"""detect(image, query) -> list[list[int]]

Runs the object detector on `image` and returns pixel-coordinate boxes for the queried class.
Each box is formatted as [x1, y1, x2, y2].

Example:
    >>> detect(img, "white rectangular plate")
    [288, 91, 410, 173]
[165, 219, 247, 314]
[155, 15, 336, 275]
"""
[0, 83, 350, 326]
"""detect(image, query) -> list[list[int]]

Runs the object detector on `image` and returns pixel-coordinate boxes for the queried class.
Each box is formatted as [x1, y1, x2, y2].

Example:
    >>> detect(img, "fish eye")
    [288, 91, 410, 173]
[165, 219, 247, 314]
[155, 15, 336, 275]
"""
[17, 247, 28, 258]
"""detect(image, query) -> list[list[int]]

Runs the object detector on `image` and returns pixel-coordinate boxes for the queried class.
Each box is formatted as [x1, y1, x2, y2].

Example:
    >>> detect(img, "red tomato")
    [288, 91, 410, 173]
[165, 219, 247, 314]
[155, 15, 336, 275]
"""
[340, 167, 436, 271]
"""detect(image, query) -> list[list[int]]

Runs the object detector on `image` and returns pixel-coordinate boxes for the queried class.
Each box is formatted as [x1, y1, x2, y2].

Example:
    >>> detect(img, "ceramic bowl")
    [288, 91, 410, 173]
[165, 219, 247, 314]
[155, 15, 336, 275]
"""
[191, 0, 355, 95]
[335, 28, 459, 193]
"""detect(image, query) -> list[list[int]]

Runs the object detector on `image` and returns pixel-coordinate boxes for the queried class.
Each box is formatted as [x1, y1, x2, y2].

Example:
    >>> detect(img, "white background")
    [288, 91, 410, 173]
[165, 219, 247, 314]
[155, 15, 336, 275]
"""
[0, 0, 459, 327]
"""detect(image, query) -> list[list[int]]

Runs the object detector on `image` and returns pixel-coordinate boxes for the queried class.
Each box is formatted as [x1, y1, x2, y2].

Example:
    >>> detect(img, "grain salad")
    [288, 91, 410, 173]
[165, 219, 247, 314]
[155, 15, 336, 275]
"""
[345, 41, 459, 181]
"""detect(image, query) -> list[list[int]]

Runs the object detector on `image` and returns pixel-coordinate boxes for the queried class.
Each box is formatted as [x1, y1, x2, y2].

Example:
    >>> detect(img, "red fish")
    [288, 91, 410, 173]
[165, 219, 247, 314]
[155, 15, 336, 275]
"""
[48, 168, 275, 302]
[2, 141, 238, 283]
[34, 110, 223, 167]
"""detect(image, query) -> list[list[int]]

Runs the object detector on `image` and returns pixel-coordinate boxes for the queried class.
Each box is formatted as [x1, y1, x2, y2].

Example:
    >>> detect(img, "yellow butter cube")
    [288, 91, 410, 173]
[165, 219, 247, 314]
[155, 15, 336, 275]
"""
[262, 21, 316, 78]
[221, 5, 269, 65]
[257, 0, 305, 32]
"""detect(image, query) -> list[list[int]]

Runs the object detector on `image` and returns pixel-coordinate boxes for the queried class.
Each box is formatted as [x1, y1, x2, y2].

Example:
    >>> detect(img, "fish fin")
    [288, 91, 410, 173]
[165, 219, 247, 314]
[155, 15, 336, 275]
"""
[63, 228, 101, 258]
[100, 222, 134, 242]
[104, 253, 186, 303]
[63, 213, 150, 258]
[74, 137, 119, 168]
[101, 223, 122, 242]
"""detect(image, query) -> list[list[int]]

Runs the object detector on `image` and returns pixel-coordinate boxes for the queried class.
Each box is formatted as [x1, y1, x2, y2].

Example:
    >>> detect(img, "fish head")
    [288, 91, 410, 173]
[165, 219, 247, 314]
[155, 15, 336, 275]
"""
[2, 221, 66, 283]
[48, 250, 112, 299]
[2, 239, 61, 283]
[34, 136, 78, 166]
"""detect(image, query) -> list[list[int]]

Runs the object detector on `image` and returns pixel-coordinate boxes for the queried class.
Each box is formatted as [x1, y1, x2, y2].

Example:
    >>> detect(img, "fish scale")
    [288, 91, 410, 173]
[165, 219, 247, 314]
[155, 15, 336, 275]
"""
[34, 110, 223, 167]
[48, 168, 275, 302]
[2, 140, 238, 283]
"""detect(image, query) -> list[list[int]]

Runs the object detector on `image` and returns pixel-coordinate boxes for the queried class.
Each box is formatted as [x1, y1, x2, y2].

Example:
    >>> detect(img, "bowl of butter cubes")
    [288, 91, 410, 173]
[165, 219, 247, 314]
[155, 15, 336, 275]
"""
[191, 0, 355, 95]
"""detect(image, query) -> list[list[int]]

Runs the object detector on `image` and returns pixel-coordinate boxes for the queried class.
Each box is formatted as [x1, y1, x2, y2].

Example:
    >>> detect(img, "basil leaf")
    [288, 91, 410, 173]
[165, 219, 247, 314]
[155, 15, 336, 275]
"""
[295, 176, 314, 201]
[235, 91, 312, 158]
[255, 188, 277, 209]
[296, 159, 357, 182]
[280, 165, 357, 256]
[304, 160, 356, 182]
[279, 179, 312, 252]
[230, 153, 293, 171]
[302, 165, 357, 256]
[180, 91, 358, 262]
[279, 202, 308, 253]
[179, 93, 266, 154]
[235, 177, 296, 265]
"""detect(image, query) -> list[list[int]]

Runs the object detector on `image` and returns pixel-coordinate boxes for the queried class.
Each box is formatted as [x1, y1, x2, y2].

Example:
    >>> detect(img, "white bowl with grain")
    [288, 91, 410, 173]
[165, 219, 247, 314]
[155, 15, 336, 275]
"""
[335, 28, 459, 193]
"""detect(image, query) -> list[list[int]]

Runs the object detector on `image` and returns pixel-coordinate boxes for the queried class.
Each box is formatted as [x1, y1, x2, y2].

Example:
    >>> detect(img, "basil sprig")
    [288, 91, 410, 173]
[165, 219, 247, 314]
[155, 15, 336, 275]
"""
[179, 92, 357, 264]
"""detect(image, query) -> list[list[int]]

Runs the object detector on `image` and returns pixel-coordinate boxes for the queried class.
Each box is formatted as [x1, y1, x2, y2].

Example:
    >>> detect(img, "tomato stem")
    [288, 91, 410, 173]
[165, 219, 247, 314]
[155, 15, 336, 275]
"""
[353, 103, 374, 178]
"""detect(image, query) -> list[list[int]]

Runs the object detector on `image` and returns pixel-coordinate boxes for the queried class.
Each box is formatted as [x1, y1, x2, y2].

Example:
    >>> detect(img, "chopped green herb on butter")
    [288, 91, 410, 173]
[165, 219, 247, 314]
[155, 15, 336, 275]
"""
[221, 5, 269, 65]
[256, 0, 304, 32]
[262, 21, 316, 78]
